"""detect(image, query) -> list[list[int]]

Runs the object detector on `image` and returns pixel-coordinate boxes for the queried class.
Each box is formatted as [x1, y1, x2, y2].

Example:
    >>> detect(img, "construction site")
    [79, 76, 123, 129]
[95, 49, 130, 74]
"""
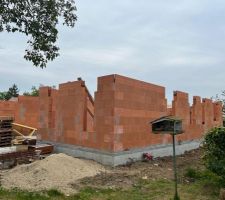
[0, 74, 223, 198]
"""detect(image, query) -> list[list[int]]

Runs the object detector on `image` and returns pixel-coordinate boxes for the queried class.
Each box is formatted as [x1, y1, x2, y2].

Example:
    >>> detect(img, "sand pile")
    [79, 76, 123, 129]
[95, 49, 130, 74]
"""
[1, 153, 105, 194]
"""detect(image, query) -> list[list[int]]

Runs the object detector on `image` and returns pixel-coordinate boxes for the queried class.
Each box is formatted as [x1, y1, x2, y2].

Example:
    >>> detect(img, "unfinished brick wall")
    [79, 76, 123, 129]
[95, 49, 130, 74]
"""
[22, 74, 219, 152]
[191, 96, 202, 126]
[94, 75, 223, 152]
[38, 87, 58, 141]
[171, 91, 194, 141]
[38, 80, 95, 147]
[202, 98, 214, 131]
[36, 74, 223, 152]
[56, 81, 86, 144]
[87, 94, 94, 132]
[0, 100, 16, 118]
[0, 74, 223, 152]
[0, 97, 39, 128]
[55, 80, 95, 146]
[94, 74, 168, 152]
[213, 101, 223, 126]
[172, 91, 190, 127]
[188, 96, 204, 140]
[171, 93, 223, 141]
[14, 96, 40, 128]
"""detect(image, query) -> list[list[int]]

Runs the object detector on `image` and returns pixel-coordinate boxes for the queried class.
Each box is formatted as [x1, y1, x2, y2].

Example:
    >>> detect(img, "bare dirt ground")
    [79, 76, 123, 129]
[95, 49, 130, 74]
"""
[72, 148, 203, 191]
[0, 148, 203, 194]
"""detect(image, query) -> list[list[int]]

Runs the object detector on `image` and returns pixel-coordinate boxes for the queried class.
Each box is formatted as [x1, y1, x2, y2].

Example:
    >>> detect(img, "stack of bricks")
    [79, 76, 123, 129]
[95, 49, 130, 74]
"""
[94, 74, 168, 152]
[0, 116, 14, 147]
[14, 96, 40, 128]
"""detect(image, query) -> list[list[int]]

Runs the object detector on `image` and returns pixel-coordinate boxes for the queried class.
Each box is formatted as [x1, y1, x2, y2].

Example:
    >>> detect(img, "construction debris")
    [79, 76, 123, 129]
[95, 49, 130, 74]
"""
[0, 116, 13, 147]
[0, 149, 38, 168]
[12, 122, 37, 145]
[0, 146, 17, 154]
[0, 117, 53, 168]
[28, 143, 54, 155]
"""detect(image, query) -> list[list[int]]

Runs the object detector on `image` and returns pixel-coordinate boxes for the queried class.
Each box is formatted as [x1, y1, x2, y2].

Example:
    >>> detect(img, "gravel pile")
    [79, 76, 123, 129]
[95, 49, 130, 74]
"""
[1, 153, 105, 194]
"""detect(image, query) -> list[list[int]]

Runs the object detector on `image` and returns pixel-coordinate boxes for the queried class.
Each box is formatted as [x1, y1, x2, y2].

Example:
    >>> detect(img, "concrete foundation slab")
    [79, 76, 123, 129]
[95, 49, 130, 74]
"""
[39, 139, 201, 166]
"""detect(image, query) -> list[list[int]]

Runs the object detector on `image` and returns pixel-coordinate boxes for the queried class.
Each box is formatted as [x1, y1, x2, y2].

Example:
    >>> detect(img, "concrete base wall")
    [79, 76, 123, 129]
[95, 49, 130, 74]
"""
[39, 140, 201, 166]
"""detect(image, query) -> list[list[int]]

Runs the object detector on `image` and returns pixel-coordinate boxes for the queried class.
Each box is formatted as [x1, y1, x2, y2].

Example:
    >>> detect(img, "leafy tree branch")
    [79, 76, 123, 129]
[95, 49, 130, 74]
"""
[0, 0, 77, 68]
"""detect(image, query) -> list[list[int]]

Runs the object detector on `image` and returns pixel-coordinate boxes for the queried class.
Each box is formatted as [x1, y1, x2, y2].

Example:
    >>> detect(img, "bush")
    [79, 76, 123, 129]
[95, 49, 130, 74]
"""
[185, 168, 201, 180]
[203, 127, 225, 184]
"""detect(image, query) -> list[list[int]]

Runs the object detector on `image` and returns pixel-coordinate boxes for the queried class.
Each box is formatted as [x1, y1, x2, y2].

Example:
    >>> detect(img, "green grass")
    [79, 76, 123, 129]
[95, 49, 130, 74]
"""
[0, 187, 66, 200]
[0, 169, 222, 200]
[185, 167, 202, 179]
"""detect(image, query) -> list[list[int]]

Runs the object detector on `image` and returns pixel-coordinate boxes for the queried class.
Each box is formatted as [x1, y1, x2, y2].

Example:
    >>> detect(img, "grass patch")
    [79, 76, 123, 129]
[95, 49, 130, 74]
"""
[0, 188, 66, 200]
[47, 189, 64, 197]
[185, 167, 202, 179]
[0, 172, 222, 200]
[69, 178, 220, 200]
[183, 167, 223, 198]
[0, 188, 49, 200]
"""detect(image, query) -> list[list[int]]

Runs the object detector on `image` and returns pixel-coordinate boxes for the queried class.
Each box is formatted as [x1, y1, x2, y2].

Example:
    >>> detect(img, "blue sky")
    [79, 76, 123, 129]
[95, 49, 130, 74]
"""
[0, 0, 225, 103]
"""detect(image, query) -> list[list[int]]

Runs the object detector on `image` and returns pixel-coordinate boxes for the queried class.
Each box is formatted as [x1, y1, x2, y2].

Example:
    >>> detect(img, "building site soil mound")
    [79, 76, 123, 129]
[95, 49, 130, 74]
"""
[1, 153, 105, 194]
[1, 149, 203, 195]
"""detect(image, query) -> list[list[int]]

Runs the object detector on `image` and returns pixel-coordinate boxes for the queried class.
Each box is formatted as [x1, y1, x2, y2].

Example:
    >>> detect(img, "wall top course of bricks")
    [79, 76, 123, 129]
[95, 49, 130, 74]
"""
[59, 80, 85, 89]
[193, 96, 201, 104]
[98, 74, 165, 94]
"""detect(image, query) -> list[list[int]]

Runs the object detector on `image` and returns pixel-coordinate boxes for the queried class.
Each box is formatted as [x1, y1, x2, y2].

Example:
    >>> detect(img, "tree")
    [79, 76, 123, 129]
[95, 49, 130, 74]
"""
[23, 86, 39, 96]
[0, 91, 7, 100]
[8, 84, 19, 97]
[0, 0, 77, 68]
[0, 84, 19, 100]
[6, 84, 19, 100]
[203, 127, 225, 186]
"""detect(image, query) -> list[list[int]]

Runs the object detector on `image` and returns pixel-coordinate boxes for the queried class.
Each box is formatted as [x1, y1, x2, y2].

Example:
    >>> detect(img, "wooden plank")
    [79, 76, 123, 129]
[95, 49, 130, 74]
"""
[12, 123, 37, 131]
[12, 129, 24, 136]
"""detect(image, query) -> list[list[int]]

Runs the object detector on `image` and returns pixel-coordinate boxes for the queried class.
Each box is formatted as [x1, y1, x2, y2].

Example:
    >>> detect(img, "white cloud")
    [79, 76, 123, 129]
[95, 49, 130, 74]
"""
[63, 47, 136, 65]
[0, 0, 225, 100]
[163, 55, 222, 66]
